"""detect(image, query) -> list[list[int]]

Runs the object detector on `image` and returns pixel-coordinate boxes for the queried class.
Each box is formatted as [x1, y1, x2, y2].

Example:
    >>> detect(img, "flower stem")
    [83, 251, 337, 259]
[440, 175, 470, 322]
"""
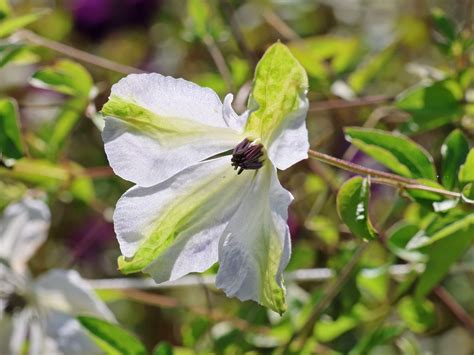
[308, 149, 462, 199]
[13, 30, 145, 75]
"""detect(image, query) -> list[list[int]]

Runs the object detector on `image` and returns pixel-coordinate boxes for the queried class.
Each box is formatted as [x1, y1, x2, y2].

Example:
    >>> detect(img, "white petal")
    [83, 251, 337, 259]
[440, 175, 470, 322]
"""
[114, 156, 254, 282]
[267, 94, 309, 170]
[110, 73, 228, 128]
[216, 164, 293, 314]
[9, 309, 31, 354]
[34, 269, 115, 322]
[102, 73, 244, 186]
[44, 310, 103, 355]
[103, 117, 241, 187]
[0, 197, 50, 272]
[223, 94, 249, 132]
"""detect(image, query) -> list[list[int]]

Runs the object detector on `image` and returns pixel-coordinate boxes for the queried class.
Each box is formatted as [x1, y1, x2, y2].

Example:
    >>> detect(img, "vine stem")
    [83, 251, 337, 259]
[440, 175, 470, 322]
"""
[282, 243, 369, 353]
[202, 34, 235, 93]
[13, 30, 145, 75]
[308, 149, 462, 199]
[309, 95, 393, 112]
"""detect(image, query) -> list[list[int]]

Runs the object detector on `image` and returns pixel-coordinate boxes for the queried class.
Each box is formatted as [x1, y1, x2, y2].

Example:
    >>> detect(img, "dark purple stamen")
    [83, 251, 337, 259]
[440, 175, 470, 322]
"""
[231, 138, 265, 175]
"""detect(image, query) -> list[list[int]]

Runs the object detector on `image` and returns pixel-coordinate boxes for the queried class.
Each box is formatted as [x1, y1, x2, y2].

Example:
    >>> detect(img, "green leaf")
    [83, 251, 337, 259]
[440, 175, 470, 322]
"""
[0, 11, 46, 38]
[462, 183, 474, 203]
[415, 214, 474, 299]
[397, 79, 464, 133]
[356, 266, 389, 303]
[0, 43, 38, 67]
[78, 316, 147, 355]
[348, 43, 397, 93]
[441, 129, 470, 190]
[288, 36, 361, 81]
[245, 42, 308, 145]
[387, 223, 427, 263]
[349, 325, 405, 355]
[153, 342, 174, 355]
[431, 8, 457, 42]
[337, 176, 377, 241]
[397, 296, 435, 333]
[345, 127, 437, 180]
[0, 97, 23, 159]
[459, 149, 474, 183]
[30, 59, 93, 96]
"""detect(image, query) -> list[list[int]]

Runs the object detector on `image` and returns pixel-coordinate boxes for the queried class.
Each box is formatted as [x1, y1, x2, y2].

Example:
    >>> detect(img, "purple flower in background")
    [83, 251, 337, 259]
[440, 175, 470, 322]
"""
[68, 0, 161, 38]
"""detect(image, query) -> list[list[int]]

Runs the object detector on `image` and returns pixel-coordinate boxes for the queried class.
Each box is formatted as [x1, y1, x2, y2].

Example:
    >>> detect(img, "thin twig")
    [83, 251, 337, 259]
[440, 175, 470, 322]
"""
[433, 286, 474, 336]
[219, 0, 258, 66]
[308, 149, 462, 199]
[309, 95, 394, 112]
[282, 244, 368, 353]
[13, 30, 145, 75]
[202, 34, 235, 92]
[121, 288, 269, 334]
[262, 9, 300, 41]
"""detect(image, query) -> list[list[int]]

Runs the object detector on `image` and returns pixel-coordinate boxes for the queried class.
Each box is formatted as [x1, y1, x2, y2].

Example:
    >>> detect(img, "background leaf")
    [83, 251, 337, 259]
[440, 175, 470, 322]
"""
[441, 129, 469, 190]
[0, 97, 23, 159]
[337, 176, 377, 241]
[78, 316, 147, 355]
[345, 127, 437, 180]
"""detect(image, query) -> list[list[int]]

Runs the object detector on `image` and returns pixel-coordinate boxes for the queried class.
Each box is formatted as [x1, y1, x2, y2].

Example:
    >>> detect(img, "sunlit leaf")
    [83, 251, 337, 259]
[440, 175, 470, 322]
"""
[78, 316, 147, 355]
[30, 59, 93, 96]
[187, 0, 210, 39]
[337, 176, 377, 241]
[0, 97, 23, 159]
[356, 266, 389, 303]
[397, 79, 464, 133]
[458, 149, 474, 184]
[397, 296, 435, 333]
[441, 129, 469, 190]
[345, 127, 437, 180]
[0, 43, 39, 68]
[288, 36, 361, 82]
[0, 10, 46, 38]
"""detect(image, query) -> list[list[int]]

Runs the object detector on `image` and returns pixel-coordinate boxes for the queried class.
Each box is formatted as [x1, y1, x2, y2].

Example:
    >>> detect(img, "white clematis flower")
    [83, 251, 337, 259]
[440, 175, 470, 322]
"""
[0, 197, 115, 354]
[102, 43, 308, 313]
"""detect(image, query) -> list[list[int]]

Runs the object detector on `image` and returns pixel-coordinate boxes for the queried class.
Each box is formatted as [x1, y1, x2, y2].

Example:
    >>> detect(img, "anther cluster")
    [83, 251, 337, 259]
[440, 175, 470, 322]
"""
[231, 138, 265, 175]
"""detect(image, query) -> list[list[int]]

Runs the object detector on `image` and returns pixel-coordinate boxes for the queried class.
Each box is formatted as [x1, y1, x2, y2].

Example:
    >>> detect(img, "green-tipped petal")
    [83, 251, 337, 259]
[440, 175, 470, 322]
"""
[102, 74, 244, 187]
[245, 43, 309, 170]
[115, 157, 254, 281]
[216, 163, 293, 314]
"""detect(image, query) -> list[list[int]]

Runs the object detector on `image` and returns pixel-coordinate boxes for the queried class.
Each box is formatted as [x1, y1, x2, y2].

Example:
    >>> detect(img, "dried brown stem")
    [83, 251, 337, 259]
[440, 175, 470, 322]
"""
[309, 95, 394, 112]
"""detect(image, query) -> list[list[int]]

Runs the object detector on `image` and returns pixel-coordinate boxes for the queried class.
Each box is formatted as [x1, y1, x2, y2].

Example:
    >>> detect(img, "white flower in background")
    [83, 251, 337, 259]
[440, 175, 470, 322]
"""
[0, 197, 115, 354]
[102, 43, 308, 314]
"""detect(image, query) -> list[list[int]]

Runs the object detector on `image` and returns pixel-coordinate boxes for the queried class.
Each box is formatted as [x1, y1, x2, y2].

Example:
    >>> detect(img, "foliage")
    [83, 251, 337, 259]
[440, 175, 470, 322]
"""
[0, 1, 473, 354]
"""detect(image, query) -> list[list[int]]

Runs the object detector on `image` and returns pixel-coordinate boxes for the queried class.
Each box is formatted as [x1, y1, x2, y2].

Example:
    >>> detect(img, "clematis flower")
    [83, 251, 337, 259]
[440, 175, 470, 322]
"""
[102, 43, 308, 313]
[0, 197, 115, 354]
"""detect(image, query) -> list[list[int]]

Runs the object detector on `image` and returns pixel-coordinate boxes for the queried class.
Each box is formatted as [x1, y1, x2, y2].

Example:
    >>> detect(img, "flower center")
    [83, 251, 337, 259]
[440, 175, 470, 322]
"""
[231, 138, 265, 175]
[4, 292, 27, 315]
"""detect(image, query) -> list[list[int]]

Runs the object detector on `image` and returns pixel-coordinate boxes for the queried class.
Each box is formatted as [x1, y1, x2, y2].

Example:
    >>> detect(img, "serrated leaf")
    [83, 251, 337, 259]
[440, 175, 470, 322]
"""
[441, 129, 470, 190]
[30, 59, 93, 96]
[337, 176, 377, 241]
[459, 149, 474, 183]
[415, 214, 474, 299]
[78, 316, 147, 355]
[0, 97, 23, 159]
[345, 127, 436, 180]
[0, 10, 46, 37]
[397, 79, 464, 133]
